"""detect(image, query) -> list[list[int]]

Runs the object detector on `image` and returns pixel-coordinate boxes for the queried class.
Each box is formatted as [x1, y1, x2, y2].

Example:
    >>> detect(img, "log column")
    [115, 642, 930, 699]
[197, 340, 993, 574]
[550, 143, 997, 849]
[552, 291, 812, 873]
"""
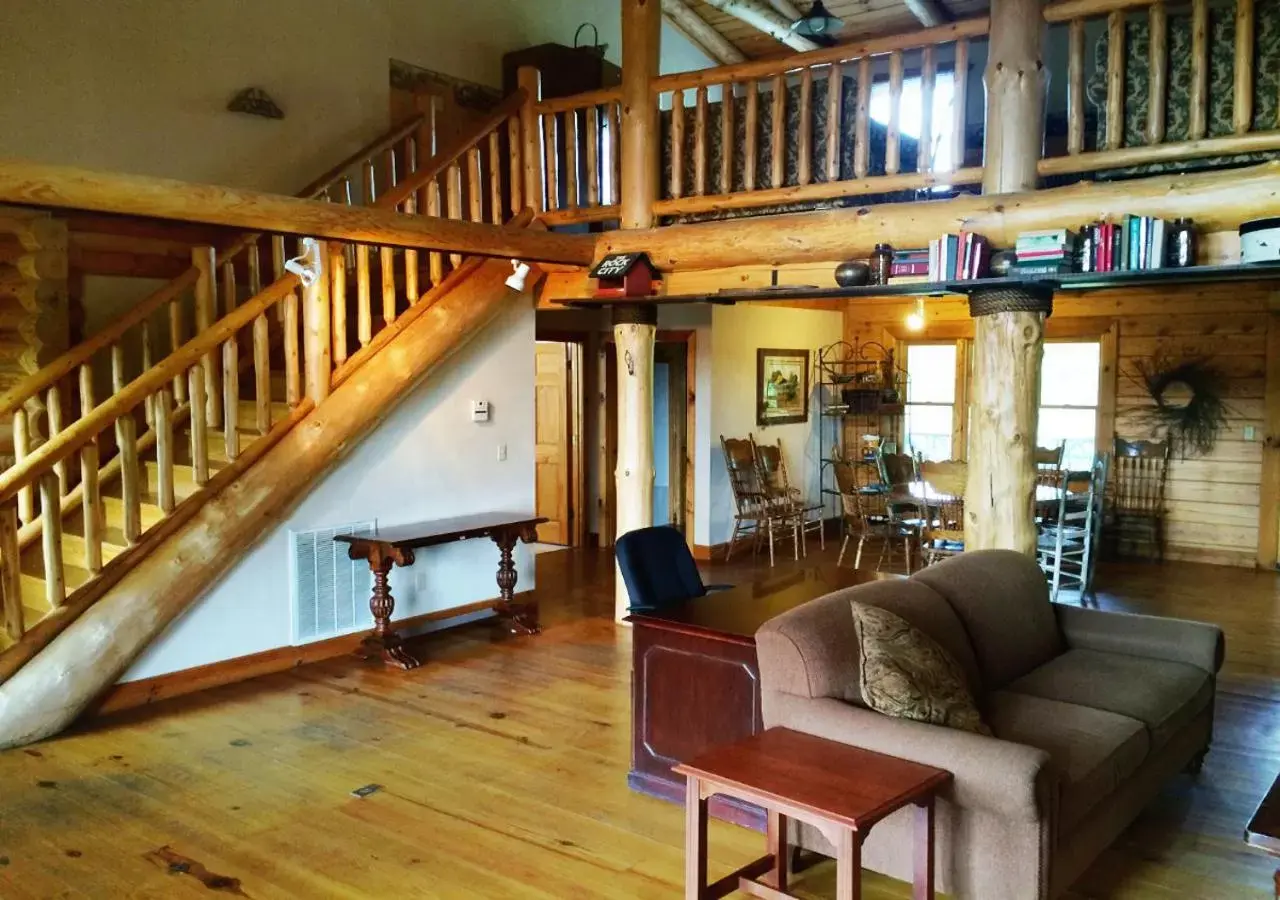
[621, 0, 661, 229]
[966, 0, 1048, 555]
[614, 0, 662, 621]
[613, 303, 657, 621]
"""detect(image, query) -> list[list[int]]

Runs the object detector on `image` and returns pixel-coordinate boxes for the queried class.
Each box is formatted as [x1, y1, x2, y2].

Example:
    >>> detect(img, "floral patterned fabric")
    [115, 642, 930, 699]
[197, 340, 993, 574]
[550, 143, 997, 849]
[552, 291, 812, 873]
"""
[1084, 0, 1280, 177]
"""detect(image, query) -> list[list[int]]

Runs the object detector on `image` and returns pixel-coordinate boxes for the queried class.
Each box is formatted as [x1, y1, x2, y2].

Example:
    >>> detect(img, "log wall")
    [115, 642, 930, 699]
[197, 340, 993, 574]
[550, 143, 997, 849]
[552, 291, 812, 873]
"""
[844, 281, 1277, 568]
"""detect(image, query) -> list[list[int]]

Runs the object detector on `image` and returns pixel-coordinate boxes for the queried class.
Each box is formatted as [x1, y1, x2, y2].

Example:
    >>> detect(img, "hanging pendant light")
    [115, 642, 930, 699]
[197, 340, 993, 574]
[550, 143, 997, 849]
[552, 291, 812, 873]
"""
[792, 1, 844, 42]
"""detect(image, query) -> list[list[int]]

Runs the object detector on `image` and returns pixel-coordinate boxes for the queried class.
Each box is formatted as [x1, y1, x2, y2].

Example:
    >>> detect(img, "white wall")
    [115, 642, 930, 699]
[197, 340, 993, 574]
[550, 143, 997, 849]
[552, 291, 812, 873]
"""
[707, 305, 843, 546]
[124, 299, 536, 681]
[0, 1, 713, 194]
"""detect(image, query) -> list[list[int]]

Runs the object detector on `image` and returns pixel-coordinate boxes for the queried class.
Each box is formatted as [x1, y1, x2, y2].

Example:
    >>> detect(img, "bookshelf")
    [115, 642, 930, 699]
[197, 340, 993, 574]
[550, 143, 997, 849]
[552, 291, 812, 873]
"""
[563, 261, 1280, 307]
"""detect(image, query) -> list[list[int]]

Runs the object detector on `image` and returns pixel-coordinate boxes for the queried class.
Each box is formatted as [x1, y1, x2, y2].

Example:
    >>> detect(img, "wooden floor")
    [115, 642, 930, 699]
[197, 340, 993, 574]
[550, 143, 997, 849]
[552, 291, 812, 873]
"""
[2, 544, 1279, 898]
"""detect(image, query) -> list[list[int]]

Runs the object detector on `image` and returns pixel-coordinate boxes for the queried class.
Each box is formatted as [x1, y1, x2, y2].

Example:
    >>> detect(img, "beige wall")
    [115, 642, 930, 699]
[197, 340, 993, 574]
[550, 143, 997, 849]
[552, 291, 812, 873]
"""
[0, 0, 711, 193]
[709, 304, 843, 546]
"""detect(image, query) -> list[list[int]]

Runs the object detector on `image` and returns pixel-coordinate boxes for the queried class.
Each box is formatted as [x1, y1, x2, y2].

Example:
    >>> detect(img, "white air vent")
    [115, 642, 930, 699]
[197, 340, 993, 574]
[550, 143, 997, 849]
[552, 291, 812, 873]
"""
[290, 521, 376, 644]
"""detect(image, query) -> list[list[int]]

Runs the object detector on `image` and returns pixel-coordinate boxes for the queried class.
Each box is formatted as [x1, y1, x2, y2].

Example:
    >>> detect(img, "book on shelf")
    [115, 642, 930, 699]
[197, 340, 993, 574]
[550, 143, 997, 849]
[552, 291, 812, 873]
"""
[928, 232, 990, 281]
[1078, 215, 1170, 273]
[888, 274, 930, 285]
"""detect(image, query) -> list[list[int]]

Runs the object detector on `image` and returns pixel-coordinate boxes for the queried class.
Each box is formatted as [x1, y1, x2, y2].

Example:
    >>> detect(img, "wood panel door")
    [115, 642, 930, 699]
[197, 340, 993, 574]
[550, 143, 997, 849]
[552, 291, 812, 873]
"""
[535, 342, 570, 544]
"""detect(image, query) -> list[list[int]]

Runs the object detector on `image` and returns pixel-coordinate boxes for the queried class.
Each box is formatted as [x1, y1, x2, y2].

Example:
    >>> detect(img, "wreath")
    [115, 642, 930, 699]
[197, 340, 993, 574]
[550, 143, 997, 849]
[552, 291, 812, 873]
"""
[1126, 354, 1231, 458]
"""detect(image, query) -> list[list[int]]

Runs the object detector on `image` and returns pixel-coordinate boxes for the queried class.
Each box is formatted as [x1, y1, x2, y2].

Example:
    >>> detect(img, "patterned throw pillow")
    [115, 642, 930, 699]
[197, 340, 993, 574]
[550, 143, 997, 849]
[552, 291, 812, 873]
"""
[851, 601, 991, 736]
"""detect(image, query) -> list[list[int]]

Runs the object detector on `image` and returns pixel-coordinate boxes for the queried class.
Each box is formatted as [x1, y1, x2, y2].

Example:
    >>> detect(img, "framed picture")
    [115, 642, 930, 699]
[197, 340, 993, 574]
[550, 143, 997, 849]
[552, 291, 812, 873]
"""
[757, 348, 810, 426]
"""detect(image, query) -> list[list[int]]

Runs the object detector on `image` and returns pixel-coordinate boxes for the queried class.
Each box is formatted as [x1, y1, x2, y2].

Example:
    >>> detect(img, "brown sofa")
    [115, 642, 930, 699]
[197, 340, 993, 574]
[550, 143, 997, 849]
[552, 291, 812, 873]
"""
[756, 549, 1224, 900]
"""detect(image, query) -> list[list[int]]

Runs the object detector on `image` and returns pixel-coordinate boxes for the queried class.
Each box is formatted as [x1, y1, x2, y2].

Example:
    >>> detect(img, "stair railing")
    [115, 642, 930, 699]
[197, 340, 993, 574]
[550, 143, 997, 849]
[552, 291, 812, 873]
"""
[0, 113, 424, 510]
[0, 92, 531, 659]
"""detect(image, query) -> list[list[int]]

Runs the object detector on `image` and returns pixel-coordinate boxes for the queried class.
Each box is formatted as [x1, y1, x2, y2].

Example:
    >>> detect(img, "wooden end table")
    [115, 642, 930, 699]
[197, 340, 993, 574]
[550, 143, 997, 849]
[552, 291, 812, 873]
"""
[673, 727, 951, 900]
[1246, 771, 1280, 897]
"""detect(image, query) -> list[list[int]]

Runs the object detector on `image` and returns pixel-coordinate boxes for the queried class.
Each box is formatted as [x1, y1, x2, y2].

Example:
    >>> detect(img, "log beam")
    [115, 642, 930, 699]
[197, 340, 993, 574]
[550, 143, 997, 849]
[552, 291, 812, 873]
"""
[597, 161, 1280, 271]
[966, 0, 1048, 556]
[701, 0, 819, 52]
[662, 0, 748, 65]
[613, 304, 657, 621]
[0, 258, 527, 748]
[905, 0, 954, 27]
[0, 160, 593, 266]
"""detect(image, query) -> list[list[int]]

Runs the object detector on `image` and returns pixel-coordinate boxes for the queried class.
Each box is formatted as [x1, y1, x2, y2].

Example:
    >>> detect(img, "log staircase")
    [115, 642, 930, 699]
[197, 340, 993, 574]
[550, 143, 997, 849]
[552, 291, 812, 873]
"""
[0, 94, 536, 745]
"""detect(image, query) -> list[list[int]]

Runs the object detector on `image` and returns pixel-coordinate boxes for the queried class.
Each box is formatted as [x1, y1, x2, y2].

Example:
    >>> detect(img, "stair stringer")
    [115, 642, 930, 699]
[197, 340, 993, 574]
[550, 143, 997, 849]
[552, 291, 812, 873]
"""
[0, 258, 520, 749]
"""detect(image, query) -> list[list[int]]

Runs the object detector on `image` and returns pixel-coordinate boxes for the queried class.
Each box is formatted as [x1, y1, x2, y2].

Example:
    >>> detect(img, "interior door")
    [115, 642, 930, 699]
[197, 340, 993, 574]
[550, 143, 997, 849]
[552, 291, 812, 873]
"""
[535, 342, 570, 544]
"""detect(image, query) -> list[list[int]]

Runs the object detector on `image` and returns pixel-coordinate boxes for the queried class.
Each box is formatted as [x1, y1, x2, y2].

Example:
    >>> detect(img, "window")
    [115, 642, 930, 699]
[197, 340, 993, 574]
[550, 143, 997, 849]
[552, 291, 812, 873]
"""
[1038, 342, 1101, 470]
[905, 343, 957, 461]
[869, 70, 957, 173]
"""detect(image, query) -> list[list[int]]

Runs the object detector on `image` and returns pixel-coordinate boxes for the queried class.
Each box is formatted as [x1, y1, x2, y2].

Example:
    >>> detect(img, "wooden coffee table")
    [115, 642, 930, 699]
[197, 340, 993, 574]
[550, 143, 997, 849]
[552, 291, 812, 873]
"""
[673, 727, 951, 900]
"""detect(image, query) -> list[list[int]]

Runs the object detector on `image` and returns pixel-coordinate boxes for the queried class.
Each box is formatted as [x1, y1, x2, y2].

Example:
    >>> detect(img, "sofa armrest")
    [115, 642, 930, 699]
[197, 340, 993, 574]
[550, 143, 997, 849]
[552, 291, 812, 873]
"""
[762, 690, 1056, 823]
[1054, 604, 1224, 674]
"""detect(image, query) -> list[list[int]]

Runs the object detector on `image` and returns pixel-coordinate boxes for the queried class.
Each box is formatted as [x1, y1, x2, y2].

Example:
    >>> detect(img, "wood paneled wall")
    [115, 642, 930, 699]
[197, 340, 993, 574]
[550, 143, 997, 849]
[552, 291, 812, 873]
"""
[845, 282, 1280, 569]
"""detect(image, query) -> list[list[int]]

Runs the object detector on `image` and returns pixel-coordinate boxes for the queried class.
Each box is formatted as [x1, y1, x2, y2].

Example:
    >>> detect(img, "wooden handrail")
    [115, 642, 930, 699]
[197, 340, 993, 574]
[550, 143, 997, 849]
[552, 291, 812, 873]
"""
[649, 17, 989, 92]
[0, 273, 300, 506]
[296, 114, 424, 199]
[1043, 0, 1155, 22]
[0, 115, 426, 420]
[380, 91, 527, 210]
[533, 87, 622, 115]
[0, 160, 595, 263]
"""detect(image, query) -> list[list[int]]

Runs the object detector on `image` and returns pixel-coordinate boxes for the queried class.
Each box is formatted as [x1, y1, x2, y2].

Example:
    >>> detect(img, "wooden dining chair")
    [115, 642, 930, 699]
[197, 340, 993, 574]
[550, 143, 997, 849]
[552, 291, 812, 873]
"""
[1034, 440, 1067, 488]
[1108, 438, 1170, 562]
[917, 459, 967, 567]
[1037, 454, 1109, 603]
[832, 458, 913, 572]
[749, 436, 806, 565]
[753, 436, 824, 555]
[721, 435, 767, 562]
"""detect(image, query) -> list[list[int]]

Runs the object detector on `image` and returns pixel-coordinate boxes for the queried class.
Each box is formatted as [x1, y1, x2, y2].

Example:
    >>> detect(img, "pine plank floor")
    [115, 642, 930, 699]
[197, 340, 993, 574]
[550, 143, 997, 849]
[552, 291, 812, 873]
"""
[1, 546, 1278, 898]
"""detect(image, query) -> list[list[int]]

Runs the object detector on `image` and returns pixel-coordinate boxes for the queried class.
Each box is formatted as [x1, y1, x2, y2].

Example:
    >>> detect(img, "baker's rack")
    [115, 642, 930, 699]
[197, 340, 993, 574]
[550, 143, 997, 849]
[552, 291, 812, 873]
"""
[817, 340, 908, 517]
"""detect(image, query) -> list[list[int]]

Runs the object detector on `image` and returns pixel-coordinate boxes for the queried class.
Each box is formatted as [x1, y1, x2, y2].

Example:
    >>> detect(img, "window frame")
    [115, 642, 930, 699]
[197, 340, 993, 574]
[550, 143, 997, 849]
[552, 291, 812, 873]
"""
[903, 340, 960, 462]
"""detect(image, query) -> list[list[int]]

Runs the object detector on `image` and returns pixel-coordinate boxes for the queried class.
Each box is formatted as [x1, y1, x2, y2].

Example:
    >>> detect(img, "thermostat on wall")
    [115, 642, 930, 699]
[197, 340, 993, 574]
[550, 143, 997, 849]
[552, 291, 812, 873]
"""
[470, 400, 491, 422]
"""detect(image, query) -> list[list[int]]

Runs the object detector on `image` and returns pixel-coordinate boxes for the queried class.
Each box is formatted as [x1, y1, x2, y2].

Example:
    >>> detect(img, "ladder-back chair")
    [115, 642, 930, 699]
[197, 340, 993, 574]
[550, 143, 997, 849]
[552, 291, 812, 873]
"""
[1038, 455, 1109, 603]
[833, 459, 915, 572]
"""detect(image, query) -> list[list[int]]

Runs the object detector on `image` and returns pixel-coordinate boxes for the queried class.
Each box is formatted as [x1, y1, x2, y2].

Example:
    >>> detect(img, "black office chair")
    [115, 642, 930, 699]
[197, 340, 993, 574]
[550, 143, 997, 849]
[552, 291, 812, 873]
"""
[615, 525, 732, 613]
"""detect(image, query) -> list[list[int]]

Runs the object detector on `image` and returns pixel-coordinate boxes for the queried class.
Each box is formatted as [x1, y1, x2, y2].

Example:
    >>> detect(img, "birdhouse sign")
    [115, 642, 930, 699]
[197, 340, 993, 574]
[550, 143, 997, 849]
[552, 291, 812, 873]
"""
[589, 252, 661, 298]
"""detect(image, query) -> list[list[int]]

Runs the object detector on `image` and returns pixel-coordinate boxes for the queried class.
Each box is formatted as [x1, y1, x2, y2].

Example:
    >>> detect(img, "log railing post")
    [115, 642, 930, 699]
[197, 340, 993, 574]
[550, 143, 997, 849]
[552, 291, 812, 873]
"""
[301, 239, 332, 405]
[613, 304, 657, 621]
[967, 0, 1048, 556]
[621, 0, 661, 229]
[519, 66, 544, 213]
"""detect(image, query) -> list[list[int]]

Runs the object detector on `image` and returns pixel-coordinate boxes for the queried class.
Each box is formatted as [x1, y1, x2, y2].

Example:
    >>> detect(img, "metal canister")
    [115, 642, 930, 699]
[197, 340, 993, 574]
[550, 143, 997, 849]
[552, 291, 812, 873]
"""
[870, 243, 893, 285]
[1170, 218, 1197, 267]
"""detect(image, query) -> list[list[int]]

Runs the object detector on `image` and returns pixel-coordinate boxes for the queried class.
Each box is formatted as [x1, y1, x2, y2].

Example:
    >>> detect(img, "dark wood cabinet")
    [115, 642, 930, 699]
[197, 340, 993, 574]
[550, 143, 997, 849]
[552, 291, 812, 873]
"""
[501, 44, 620, 100]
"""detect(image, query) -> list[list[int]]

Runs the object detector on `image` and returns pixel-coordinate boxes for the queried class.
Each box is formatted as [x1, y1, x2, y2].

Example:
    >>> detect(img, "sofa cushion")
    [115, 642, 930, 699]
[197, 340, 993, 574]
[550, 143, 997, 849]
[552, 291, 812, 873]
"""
[1006, 648, 1213, 751]
[851, 601, 991, 735]
[987, 690, 1149, 831]
[756, 577, 982, 704]
[912, 549, 1065, 690]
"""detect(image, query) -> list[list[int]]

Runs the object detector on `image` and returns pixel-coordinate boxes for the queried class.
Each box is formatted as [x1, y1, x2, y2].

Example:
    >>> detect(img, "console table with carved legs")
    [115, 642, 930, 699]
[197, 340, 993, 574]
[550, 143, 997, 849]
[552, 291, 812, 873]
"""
[334, 512, 546, 670]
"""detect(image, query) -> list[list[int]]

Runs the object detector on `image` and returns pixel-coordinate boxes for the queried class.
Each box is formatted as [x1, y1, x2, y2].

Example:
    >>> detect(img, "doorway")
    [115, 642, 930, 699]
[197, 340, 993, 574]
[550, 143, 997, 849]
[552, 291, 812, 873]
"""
[534, 341, 584, 546]
[595, 331, 694, 547]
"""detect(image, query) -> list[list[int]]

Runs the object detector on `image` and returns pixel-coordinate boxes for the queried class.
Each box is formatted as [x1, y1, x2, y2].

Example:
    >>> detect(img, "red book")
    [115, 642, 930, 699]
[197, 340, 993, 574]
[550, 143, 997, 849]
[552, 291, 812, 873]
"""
[955, 231, 968, 279]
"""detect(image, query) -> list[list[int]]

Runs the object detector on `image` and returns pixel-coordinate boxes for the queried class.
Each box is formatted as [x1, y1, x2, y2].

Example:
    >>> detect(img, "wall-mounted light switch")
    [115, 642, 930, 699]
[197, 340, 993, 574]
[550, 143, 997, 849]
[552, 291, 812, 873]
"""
[497, 443, 507, 461]
[1245, 425, 1257, 441]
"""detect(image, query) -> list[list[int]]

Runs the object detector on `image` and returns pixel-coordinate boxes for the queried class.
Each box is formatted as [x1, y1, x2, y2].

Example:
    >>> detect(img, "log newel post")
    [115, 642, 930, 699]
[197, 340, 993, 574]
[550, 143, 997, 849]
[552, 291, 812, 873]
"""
[518, 66, 544, 213]
[621, 0, 661, 229]
[613, 303, 657, 622]
[298, 239, 331, 405]
[965, 0, 1049, 557]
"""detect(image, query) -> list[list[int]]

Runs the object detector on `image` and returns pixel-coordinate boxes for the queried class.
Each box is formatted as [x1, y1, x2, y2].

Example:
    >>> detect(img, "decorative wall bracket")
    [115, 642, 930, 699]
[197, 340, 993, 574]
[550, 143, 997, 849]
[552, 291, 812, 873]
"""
[227, 87, 284, 120]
